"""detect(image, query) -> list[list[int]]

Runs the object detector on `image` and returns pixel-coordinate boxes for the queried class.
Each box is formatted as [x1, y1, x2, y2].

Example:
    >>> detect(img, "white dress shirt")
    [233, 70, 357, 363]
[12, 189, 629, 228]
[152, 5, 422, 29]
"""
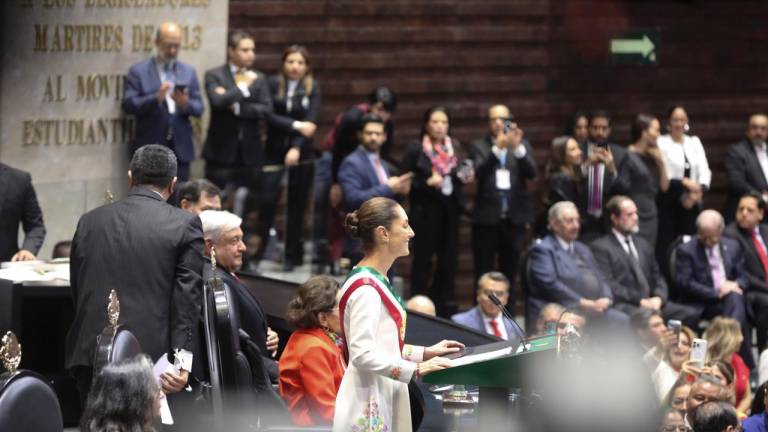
[482, 310, 509, 340]
[657, 134, 712, 188]
[229, 63, 251, 116]
[753, 141, 768, 185]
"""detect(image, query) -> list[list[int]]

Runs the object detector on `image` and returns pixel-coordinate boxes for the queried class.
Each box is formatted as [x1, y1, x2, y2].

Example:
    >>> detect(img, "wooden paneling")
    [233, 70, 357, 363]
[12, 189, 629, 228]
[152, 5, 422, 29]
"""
[230, 0, 768, 311]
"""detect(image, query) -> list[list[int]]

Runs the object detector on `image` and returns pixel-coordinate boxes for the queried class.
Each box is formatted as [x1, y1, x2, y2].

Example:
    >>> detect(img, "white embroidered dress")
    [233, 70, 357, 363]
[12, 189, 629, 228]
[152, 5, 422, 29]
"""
[333, 267, 424, 432]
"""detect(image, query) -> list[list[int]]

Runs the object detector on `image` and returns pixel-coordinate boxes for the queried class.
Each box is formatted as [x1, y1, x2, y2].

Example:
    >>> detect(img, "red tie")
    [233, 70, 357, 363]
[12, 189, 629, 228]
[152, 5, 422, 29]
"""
[489, 319, 503, 338]
[751, 230, 768, 282]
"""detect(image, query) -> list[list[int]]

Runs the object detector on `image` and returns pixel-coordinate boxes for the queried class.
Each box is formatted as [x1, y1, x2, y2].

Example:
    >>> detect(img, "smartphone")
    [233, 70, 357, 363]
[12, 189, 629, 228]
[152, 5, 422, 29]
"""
[174, 84, 187, 93]
[690, 338, 708, 366]
[668, 320, 682, 346]
[503, 119, 516, 134]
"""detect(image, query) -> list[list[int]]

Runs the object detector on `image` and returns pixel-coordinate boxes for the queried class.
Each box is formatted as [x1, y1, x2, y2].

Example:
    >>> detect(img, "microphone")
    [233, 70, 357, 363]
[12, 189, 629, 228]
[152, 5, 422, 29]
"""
[486, 290, 529, 352]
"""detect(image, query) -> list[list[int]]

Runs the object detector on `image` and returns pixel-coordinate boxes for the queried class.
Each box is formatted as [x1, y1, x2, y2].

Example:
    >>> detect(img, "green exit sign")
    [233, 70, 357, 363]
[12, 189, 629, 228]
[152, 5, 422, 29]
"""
[610, 29, 659, 66]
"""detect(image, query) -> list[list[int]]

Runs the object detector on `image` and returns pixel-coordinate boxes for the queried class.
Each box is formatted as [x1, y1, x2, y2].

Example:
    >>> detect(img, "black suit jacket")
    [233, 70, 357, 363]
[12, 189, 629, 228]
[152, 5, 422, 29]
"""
[674, 236, 749, 304]
[265, 75, 321, 163]
[468, 136, 537, 225]
[0, 163, 46, 262]
[202, 64, 273, 166]
[590, 233, 668, 306]
[331, 104, 394, 181]
[725, 139, 768, 220]
[724, 222, 768, 293]
[402, 138, 466, 212]
[65, 187, 204, 369]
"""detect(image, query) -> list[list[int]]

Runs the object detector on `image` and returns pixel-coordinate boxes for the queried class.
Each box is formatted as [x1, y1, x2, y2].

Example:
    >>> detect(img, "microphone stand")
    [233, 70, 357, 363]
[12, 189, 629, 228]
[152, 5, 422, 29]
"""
[486, 291, 529, 352]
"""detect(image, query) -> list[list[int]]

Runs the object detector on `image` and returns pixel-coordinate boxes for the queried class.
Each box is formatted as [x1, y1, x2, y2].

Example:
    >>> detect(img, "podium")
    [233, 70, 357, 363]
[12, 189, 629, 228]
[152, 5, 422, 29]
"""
[422, 335, 557, 430]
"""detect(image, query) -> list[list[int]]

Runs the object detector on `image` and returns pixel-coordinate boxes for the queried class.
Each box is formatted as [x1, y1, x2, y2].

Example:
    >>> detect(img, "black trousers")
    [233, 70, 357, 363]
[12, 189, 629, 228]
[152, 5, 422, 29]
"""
[410, 200, 459, 317]
[205, 161, 262, 217]
[748, 290, 768, 353]
[258, 162, 314, 264]
[472, 220, 526, 298]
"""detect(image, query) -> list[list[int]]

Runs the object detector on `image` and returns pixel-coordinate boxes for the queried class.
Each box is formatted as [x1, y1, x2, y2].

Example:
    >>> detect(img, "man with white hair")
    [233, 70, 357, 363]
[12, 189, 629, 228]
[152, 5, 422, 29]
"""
[675, 209, 753, 366]
[527, 201, 628, 326]
[199, 210, 279, 380]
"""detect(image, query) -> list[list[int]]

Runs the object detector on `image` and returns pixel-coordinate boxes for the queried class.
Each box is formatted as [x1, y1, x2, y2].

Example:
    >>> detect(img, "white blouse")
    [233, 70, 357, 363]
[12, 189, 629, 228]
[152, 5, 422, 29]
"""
[657, 134, 711, 188]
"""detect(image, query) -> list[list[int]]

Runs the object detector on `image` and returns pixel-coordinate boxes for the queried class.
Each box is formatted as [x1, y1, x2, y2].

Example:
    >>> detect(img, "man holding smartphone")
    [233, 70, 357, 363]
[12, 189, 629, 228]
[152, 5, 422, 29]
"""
[123, 21, 204, 182]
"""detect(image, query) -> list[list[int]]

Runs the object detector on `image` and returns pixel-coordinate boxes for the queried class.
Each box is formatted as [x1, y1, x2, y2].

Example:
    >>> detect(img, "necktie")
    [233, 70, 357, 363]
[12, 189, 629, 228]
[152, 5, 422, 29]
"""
[751, 230, 768, 282]
[708, 248, 724, 292]
[625, 237, 651, 297]
[587, 162, 603, 216]
[489, 319, 502, 338]
[372, 155, 388, 185]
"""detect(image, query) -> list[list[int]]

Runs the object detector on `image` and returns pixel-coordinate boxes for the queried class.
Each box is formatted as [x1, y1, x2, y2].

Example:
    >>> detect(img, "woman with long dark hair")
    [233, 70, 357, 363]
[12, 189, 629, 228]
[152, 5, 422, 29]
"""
[261, 44, 321, 270]
[333, 197, 463, 432]
[402, 105, 471, 316]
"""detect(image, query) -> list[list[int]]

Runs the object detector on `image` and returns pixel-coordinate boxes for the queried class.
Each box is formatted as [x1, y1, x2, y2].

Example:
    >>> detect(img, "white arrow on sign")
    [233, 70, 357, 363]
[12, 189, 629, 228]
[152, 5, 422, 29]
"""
[610, 34, 655, 58]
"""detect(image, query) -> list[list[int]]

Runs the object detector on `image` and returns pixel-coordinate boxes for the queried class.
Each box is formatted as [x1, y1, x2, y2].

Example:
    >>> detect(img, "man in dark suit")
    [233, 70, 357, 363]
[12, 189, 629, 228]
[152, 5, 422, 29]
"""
[674, 209, 753, 367]
[199, 210, 279, 380]
[580, 110, 631, 242]
[591, 196, 699, 327]
[338, 114, 412, 261]
[724, 192, 768, 352]
[202, 30, 272, 199]
[451, 272, 519, 340]
[528, 201, 629, 326]
[0, 163, 46, 262]
[724, 113, 768, 222]
[469, 105, 537, 295]
[122, 22, 204, 182]
[66, 145, 204, 402]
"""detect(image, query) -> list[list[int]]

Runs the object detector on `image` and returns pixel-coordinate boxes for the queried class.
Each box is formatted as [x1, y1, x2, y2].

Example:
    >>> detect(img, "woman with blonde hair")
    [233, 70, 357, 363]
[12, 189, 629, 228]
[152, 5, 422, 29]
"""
[653, 325, 697, 400]
[704, 317, 751, 412]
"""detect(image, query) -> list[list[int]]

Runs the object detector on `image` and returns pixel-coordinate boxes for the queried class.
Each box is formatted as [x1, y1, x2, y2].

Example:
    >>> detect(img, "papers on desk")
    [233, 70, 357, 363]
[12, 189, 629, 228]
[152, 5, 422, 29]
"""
[0, 260, 70, 283]
[449, 346, 513, 367]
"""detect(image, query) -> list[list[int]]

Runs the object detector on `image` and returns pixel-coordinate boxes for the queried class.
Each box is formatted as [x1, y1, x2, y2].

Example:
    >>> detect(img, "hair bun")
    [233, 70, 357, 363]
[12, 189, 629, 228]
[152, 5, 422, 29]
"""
[344, 211, 360, 239]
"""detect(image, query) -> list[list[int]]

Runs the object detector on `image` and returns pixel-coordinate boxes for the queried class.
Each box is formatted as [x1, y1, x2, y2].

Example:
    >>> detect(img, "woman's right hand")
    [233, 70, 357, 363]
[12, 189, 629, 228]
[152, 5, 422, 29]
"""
[681, 359, 705, 378]
[426, 172, 443, 188]
[417, 356, 454, 377]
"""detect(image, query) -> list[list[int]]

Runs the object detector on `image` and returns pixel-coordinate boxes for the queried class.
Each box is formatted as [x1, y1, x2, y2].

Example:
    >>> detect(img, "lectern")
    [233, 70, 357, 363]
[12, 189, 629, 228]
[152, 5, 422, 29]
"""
[422, 335, 557, 430]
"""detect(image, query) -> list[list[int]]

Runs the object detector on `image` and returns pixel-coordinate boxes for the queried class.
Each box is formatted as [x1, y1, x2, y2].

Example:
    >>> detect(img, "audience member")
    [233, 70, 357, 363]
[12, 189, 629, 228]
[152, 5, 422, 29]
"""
[337, 114, 412, 261]
[279, 275, 344, 426]
[704, 360, 745, 418]
[630, 308, 674, 369]
[591, 196, 698, 326]
[658, 407, 686, 432]
[199, 210, 279, 380]
[565, 111, 589, 146]
[80, 355, 162, 432]
[122, 22, 203, 182]
[725, 192, 768, 352]
[580, 109, 630, 242]
[406, 295, 436, 316]
[0, 162, 46, 262]
[675, 209, 754, 367]
[657, 105, 711, 261]
[534, 302, 566, 335]
[652, 325, 695, 400]
[51, 240, 71, 259]
[685, 375, 730, 427]
[704, 317, 752, 412]
[66, 145, 202, 406]
[528, 201, 629, 326]
[725, 113, 768, 223]
[540, 135, 584, 236]
[260, 45, 321, 271]
[692, 401, 740, 432]
[451, 272, 516, 340]
[664, 377, 692, 413]
[557, 308, 587, 336]
[404, 106, 470, 315]
[743, 382, 768, 432]
[469, 105, 536, 300]
[627, 113, 670, 247]
[202, 30, 272, 210]
[178, 179, 222, 215]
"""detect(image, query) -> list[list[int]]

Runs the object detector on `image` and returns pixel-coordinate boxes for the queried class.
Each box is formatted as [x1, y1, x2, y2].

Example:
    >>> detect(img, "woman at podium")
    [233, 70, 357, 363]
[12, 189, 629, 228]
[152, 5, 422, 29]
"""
[333, 197, 463, 431]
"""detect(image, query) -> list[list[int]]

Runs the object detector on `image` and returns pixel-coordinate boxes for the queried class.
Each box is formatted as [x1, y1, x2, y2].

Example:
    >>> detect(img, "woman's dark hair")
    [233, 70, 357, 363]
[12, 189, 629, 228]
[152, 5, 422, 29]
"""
[368, 86, 398, 112]
[564, 111, 588, 135]
[666, 104, 687, 120]
[80, 354, 159, 432]
[286, 276, 340, 329]
[276, 44, 314, 100]
[751, 381, 768, 415]
[546, 135, 579, 176]
[344, 197, 400, 252]
[419, 105, 451, 138]
[630, 113, 657, 142]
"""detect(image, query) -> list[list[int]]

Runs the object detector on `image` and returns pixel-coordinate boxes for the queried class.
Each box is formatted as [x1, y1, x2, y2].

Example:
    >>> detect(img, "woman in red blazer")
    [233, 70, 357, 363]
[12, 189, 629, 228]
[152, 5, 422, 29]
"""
[279, 276, 345, 426]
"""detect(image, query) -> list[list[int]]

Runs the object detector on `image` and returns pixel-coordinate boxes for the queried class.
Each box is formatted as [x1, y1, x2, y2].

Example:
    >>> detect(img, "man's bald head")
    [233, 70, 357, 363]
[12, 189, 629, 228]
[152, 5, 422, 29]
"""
[156, 22, 182, 62]
[748, 113, 768, 144]
[696, 209, 724, 249]
[406, 295, 436, 316]
[488, 104, 512, 136]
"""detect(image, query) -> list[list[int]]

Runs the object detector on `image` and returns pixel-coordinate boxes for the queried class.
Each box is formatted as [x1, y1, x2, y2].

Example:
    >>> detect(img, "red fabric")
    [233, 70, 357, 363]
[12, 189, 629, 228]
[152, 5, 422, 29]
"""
[751, 230, 768, 282]
[278, 328, 345, 426]
[489, 319, 502, 338]
[732, 353, 750, 407]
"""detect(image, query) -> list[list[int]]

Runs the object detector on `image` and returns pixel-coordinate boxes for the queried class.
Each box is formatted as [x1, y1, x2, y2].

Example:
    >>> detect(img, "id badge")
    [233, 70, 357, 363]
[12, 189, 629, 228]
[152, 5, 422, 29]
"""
[496, 169, 511, 190]
[441, 174, 454, 196]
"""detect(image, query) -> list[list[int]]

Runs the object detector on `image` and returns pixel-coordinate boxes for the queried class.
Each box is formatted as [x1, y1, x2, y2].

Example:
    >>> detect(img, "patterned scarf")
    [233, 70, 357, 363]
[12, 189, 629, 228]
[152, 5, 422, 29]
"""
[422, 135, 457, 176]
